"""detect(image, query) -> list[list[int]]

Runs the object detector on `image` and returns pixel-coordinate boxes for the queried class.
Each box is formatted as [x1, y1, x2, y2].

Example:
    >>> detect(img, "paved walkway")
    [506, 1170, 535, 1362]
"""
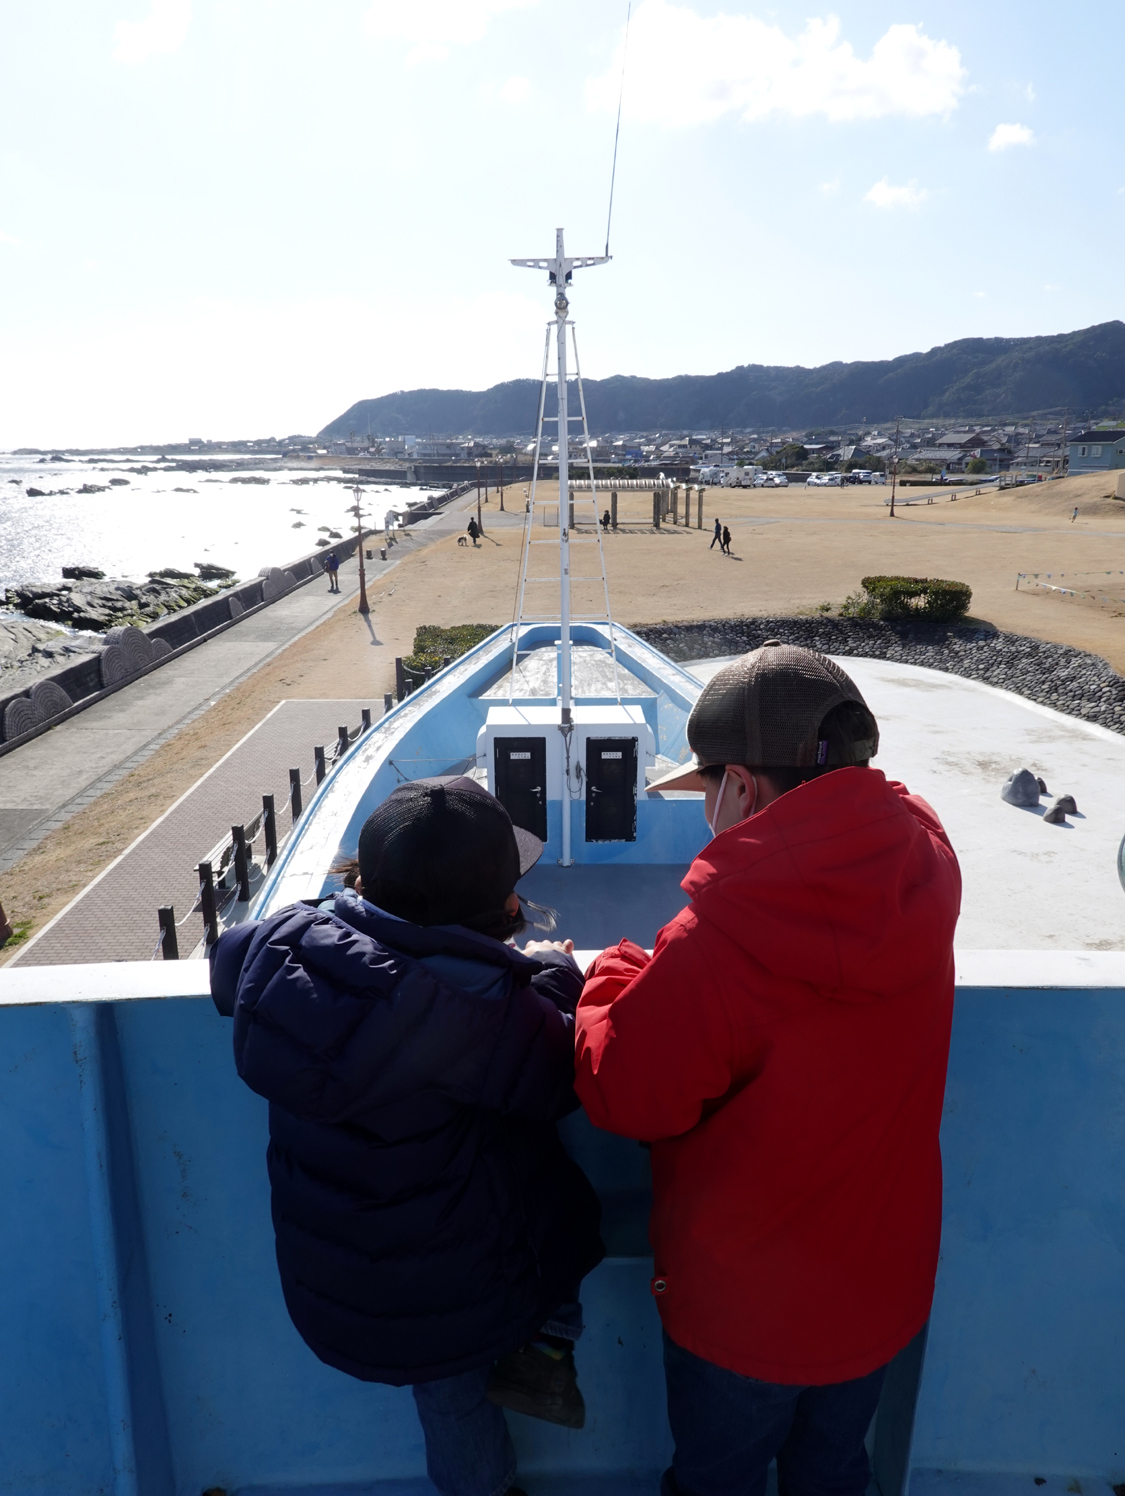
[0, 494, 487, 872]
[11, 699, 372, 965]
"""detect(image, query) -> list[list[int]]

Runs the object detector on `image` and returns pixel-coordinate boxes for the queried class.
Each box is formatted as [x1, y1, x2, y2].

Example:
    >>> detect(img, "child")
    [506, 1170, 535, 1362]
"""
[210, 777, 604, 1496]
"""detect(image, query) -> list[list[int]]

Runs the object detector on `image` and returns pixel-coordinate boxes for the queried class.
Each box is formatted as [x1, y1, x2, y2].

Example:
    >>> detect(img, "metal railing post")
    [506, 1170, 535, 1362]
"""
[383, 692, 393, 715]
[262, 794, 277, 867]
[653, 490, 661, 528]
[337, 725, 349, 759]
[395, 657, 405, 701]
[289, 767, 302, 820]
[198, 862, 218, 946]
[231, 824, 250, 902]
[443, 655, 452, 670]
[314, 746, 326, 783]
[611, 490, 617, 529]
[361, 707, 372, 731]
[157, 906, 179, 960]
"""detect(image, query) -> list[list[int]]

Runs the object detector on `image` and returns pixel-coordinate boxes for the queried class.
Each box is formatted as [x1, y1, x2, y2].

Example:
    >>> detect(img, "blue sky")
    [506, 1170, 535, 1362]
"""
[0, 0, 1117, 445]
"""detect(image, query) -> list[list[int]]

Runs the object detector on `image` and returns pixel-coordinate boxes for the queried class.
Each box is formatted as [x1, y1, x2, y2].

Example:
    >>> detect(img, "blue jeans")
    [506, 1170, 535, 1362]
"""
[411, 1300, 584, 1496]
[661, 1331, 887, 1496]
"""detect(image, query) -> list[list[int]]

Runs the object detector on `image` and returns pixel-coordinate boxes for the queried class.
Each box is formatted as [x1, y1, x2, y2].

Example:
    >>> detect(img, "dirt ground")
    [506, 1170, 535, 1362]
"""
[4, 470, 1123, 957]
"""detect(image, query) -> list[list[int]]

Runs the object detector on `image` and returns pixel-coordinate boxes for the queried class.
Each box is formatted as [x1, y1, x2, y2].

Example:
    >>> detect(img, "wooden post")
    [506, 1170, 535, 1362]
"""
[314, 746, 326, 784]
[157, 907, 179, 960]
[696, 487, 703, 529]
[262, 795, 277, 867]
[361, 707, 372, 731]
[610, 490, 618, 529]
[197, 863, 218, 946]
[231, 825, 250, 903]
[671, 487, 679, 525]
[383, 693, 393, 715]
[395, 656, 406, 701]
[289, 768, 302, 820]
[653, 491, 661, 528]
[337, 725, 349, 759]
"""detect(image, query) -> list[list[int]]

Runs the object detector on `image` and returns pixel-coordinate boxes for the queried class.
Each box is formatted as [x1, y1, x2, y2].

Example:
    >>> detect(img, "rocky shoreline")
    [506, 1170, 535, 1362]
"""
[633, 617, 1125, 736]
[4, 564, 236, 633]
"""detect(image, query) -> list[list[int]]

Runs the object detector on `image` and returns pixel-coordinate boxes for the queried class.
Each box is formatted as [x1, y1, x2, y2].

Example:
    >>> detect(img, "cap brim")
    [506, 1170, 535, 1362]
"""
[513, 825, 545, 876]
[646, 759, 708, 794]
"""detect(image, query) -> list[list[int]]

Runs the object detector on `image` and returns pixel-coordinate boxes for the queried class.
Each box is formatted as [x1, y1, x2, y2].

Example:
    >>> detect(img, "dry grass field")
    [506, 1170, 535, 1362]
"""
[4, 469, 1124, 955]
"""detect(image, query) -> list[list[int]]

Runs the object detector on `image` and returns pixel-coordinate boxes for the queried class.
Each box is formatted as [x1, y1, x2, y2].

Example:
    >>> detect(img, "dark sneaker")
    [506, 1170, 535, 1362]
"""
[487, 1343, 586, 1429]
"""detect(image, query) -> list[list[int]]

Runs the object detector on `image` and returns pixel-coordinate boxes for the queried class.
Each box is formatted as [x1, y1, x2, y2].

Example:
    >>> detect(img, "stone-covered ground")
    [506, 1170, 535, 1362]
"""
[635, 617, 1125, 736]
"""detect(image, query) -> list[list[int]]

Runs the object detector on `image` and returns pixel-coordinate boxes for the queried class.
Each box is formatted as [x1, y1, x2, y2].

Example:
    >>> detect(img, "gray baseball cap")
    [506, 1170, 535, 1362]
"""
[647, 641, 878, 793]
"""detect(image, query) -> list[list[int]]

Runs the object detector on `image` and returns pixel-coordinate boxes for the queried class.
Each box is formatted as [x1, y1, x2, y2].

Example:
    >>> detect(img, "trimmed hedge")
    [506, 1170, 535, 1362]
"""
[859, 575, 972, 623]
[404, 623, 495, 676]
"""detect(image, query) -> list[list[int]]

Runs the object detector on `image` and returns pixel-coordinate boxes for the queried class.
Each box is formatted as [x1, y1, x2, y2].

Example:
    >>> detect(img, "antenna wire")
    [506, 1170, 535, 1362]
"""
[604, 0, 632, 258]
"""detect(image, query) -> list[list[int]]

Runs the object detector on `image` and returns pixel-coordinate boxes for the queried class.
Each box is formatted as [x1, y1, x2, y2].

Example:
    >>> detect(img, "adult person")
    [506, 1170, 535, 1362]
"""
[574, 642, 961, 1496]
[325, 549, 340, 592]
[709, 517, 722, 550]
[720, 524, 732, 556]
[602, 509, 611, 531]
[211, 777, 604, 1496]
[467, 515, 481, 547]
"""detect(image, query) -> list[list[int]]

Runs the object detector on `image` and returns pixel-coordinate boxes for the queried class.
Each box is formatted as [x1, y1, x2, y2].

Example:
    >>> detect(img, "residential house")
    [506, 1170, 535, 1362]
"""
[1067, 430, 1125, 474]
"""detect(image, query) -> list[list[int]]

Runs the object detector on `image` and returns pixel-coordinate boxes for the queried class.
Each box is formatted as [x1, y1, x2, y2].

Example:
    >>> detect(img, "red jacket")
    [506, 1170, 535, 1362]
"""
[574, 768, 960, 1385]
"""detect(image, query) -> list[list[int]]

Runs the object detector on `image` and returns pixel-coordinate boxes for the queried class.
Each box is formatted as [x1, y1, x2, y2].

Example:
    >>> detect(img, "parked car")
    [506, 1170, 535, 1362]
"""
[763, 472, 789, 488]
[805, 473, 841, 487]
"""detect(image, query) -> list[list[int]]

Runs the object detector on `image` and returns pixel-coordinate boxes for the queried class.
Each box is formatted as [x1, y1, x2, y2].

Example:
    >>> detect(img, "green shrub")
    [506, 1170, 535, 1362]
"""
[859, 575, 972, 623]
[404, 623, 496, 676]
[965, 457, 989, 474]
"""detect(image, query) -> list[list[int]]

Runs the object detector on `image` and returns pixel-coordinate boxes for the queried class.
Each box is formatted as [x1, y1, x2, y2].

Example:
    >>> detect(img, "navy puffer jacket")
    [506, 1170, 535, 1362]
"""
[210, 895, 604, 1386]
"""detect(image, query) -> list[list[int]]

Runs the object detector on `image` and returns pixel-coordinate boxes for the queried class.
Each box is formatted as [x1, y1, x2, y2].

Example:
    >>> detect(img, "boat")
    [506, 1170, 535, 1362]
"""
[2, 232, 1125, 1496]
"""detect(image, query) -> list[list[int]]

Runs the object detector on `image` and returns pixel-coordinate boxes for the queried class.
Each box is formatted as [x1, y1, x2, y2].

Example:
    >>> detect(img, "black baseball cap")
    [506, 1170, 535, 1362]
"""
[357, 775, 544, 926]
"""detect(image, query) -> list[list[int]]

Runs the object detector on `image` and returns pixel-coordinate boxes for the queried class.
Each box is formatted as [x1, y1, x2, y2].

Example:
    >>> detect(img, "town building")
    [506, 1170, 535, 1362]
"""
[1067, 430, 1125, 474]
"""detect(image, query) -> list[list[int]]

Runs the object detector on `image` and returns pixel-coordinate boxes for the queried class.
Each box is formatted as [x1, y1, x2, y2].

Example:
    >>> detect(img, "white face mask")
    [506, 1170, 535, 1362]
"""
[706, 770, 757, 838]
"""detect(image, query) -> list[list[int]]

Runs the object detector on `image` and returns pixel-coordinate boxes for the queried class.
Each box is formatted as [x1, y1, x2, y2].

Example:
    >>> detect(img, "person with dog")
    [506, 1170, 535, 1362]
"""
[210, 777, 604, 1496]
[575, 642, 961, 1496]
[467, 515, 481, 547]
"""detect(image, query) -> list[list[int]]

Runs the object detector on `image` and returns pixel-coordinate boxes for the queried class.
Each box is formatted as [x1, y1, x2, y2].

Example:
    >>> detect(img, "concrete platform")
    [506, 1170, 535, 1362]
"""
[10, 699, 372, 966]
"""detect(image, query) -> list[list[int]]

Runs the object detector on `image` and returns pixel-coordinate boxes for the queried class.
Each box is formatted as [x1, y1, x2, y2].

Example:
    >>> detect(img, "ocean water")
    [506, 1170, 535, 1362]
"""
[0, 452, 438, 590]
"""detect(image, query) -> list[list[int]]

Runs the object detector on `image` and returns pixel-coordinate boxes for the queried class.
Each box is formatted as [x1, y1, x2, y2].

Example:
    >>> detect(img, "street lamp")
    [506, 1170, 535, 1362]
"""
[350, 485, 370, 615]
[888, 417, 902, 519]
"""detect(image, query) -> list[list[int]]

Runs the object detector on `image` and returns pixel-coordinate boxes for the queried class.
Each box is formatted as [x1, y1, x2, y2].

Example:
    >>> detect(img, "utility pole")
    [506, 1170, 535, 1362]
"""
[351, 485, 370, 615]
[475, 460, 483, 533]
[1060, 406, 1070, 477]
[889, 417, 901, 518]
[498, 458, 505, 511]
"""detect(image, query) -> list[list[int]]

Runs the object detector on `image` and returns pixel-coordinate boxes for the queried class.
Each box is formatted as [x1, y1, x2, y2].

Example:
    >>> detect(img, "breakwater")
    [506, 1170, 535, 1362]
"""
[634, 617, 1125, 736]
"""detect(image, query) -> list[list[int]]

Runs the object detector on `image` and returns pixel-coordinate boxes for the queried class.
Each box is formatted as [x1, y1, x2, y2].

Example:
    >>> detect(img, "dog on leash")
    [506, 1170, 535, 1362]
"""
[457, 535, 468, 546]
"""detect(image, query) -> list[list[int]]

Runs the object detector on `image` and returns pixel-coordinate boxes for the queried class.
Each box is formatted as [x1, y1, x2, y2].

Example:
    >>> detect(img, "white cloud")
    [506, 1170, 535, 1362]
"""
[113, 0, 191, 64]
[819, 178, 840, 195]
[586, 2, 965, 125]
[864, 178, 927, 209]
[973, 290, 985, 298]
[1026, 83, 1036, 102]
[988, 122, 1034, 152]
[365, 0, 537, 66]
[0, 230, 21, 246]
[499, 75, 531, 104]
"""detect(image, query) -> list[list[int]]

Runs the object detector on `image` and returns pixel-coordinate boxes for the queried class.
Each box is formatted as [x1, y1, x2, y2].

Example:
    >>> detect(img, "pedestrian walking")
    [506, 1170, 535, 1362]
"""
[325, 551, 340, 593]
[721, 525, 732, 556]
[576, 643, 960, 1496]
[601, 510, 611, 531]
[710, 518, 722, 550]
[1072, 506, 1079, 523]
[467, 516, 480, 547]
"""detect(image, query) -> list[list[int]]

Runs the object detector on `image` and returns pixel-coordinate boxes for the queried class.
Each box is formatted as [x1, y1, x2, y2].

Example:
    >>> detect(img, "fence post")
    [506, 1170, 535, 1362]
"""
[314, 746, 326, 784]
[361, 707, 371, 731]
[157, 907, 179, 960]
[198, 862, 218, 946]
[653, 491, 661, 528]
[337, 725, 350, 759]
[443, 655, 452, 670]
[262, 794, 277, 867]
[697, 487, 703, 529]
[395, 657, 405, 701]
[383, 692, 393, 715]
[232, 824, 250, 902]
[671, 487, 679, 525]
[611, 490, 617, 529]
[289, 767, 302, 820]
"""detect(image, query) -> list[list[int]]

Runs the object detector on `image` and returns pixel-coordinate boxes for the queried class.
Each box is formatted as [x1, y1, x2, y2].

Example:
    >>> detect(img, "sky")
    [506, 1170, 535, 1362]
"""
[0, 0, 1118, 446]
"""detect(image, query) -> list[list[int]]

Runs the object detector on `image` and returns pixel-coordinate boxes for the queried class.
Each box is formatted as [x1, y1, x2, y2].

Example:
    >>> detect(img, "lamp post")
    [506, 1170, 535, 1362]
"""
[475, 460, 484, 534]
[350, 485, 370, 615]
[498, 458, 505, 512]
[888, 417, 901, 519]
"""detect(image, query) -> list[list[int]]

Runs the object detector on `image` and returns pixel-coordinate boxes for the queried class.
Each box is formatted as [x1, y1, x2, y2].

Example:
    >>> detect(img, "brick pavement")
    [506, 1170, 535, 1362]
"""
[11, 699, 371, 966]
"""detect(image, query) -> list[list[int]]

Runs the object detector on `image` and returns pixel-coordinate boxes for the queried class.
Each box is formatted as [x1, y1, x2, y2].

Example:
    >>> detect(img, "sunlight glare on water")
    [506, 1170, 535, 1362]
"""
[0, 453, 439, 588]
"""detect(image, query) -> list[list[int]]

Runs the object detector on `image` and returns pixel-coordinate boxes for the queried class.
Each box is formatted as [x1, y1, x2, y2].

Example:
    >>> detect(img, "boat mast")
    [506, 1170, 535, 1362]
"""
[511, 229, 609, 865]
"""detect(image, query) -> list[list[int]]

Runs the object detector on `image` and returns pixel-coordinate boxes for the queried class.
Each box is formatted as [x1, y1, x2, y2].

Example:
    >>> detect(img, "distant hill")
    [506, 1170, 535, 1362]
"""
[319, 321, 1125, 438]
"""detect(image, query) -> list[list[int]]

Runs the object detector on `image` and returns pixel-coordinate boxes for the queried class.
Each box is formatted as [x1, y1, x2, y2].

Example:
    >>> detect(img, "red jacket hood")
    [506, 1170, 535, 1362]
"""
[682, 768, 960, 999]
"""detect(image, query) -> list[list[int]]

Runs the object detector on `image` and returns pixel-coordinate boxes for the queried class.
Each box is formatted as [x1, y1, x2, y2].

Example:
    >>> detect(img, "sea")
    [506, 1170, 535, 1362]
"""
[0, 451, 439, 596]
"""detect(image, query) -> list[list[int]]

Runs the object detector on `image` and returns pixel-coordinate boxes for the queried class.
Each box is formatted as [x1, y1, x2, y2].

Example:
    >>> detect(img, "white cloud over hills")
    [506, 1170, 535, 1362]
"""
[587, 2, 966, 125]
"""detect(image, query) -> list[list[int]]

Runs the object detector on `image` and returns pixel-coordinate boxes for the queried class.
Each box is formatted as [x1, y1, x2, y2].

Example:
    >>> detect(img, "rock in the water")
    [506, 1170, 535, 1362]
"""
[4, 573, 221, 632]
[62, 565, 106, 581]
[194, 562, 236, 581]
[108, 477, 130, 486]
[77, 483, 108, 494]
[1001, 769, 1042, 807]
[25, 487, 45, 497]
[148, 567, 195, 580]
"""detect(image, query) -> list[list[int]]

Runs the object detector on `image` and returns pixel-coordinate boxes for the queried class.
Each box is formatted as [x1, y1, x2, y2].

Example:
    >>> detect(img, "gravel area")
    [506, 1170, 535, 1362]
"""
[634, 617, 1125, 735]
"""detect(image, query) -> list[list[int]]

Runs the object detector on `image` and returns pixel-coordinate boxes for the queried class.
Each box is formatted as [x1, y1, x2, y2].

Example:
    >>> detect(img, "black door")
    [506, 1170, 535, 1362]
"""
[585, 737, 638, 842]
[494, 737, 548, 840]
